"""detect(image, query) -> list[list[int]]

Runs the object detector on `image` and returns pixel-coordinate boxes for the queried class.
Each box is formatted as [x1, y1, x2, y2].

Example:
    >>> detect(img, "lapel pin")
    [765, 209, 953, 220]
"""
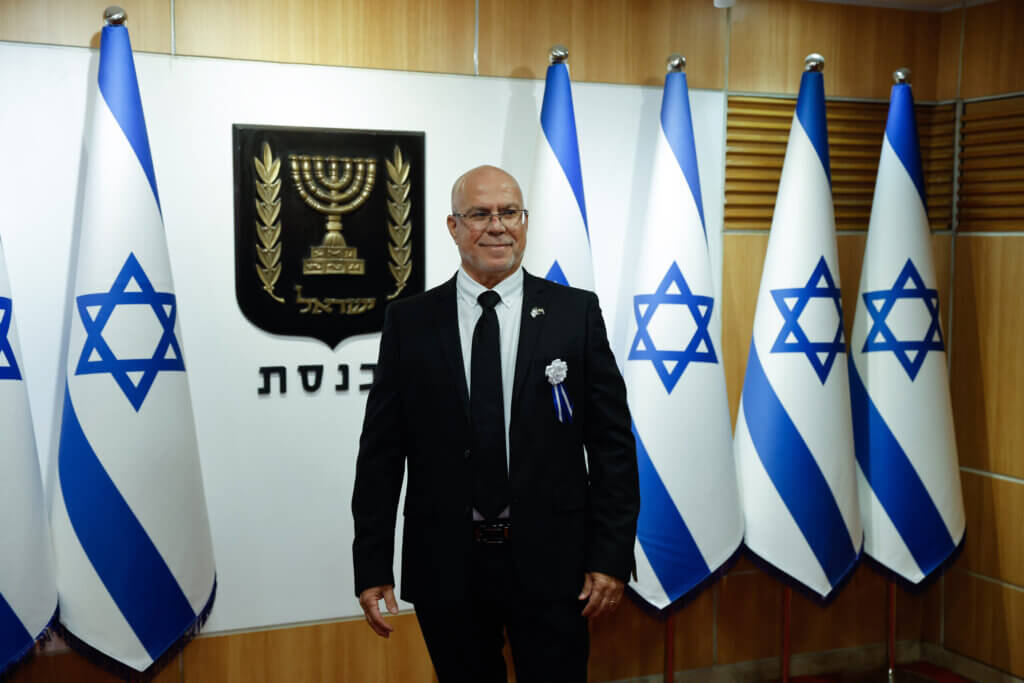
[530, 307, 545, 319]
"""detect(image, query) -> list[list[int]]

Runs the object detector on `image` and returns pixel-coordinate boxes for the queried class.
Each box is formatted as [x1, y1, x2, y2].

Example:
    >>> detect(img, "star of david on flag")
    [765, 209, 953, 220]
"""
[75, 253, 185, 411]
[770, 255, 845, 384]
[629, 262, 716, 394]
[523, 54, 594, 290]
[51, 14, 215, 676]
[733, 58, 862, 598]
[623, 65, 741, 610]
[861, 258, 943, 381]
[0, 238, 58, 676]
[0, 296, 21, 380]
[849, 77, 963, 584]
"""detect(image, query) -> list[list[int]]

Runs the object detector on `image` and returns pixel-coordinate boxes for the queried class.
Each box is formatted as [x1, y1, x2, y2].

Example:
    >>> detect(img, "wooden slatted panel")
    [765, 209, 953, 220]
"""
[958, 95, 1024, 231]
[920, 103, 956, 230]
[725, 96, 954, 231]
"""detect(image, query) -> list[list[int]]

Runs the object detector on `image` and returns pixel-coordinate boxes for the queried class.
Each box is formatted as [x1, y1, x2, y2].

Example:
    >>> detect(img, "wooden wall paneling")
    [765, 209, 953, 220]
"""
[895, 576, 942, 644]
[174, 0, 475, 75]
[182, 614, 436, 683]
[588, 590, 713, 681]
[8, 649, 180, 683]
[944, 568, 1024, 678]
[829, 102, 887, 232]
[951, 235, 1024, 479]
[728, 0, 943, 100]
[791, 564, 886, 654]
[960, 0, 1024, 100]
[958, 96, 1024, 232]
[934, 9, 963, 102]
[0, 0, 170, 53]
[724, 97, 790, 231]
[959, 470, 1024, 588]
[919, 104, 956, 231]
[716, 569, 782, 664]
[477, 0, 726, 88]
[671, 590, 715, 672]
[588, 597, 664, 681]
[726, 555, 759, 574]
[931, 233, 953, 339]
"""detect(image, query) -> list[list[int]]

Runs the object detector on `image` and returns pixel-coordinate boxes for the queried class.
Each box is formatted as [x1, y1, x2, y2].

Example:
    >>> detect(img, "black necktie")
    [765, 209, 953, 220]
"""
[471, 290, 509, 519]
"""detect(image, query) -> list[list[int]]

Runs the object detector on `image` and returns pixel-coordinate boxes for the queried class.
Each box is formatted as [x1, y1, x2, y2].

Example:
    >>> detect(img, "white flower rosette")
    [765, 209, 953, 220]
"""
[545, 359, 572, 423]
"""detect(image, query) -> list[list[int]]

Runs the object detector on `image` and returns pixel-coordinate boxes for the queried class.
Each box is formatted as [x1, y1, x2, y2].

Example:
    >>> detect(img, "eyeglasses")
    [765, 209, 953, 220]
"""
[452, 209, 528, 229]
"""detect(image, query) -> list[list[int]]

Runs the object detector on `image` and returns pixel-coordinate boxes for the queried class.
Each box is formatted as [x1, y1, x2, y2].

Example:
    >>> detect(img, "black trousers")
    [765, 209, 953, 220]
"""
[413, 540, 589, 683]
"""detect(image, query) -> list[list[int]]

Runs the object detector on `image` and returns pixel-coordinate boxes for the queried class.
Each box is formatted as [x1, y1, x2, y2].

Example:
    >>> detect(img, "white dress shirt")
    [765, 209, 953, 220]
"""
[455, 266, 523, 479]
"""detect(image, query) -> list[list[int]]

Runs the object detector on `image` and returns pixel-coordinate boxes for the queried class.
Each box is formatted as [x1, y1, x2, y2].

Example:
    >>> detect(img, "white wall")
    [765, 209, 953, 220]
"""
[0, 41, 724, 632]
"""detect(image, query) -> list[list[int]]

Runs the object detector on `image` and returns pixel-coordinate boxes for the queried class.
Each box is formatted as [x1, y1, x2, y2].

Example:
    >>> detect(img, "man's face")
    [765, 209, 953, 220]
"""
[447, 167, 527, 289]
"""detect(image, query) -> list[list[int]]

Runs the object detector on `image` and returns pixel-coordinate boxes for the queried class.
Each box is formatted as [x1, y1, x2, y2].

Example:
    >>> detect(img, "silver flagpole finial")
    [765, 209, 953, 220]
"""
[104, 6, 127, 25]
[549, 45, 569, 65]
[804, 53, 825, 72]
[893, 67, 912, 85]
[667, 54, 686, 73]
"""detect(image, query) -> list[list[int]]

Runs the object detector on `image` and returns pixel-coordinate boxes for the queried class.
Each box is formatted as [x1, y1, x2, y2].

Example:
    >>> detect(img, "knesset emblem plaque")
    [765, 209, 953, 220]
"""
[233, 125, 425, 348]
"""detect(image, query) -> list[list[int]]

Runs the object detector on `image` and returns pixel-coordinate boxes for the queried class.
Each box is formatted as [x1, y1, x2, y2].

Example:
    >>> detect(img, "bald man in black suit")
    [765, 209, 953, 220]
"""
[352, 165, 638, 682]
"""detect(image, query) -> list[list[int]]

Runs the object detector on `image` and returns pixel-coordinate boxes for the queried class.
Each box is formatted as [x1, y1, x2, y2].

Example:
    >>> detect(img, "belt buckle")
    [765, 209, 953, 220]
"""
[473, 520, 511, 544]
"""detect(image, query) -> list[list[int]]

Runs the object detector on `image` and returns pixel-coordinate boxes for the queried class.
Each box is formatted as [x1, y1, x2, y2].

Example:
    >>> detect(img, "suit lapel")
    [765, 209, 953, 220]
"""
[512, 271, 552, 406]
[435, 275, 470, 422]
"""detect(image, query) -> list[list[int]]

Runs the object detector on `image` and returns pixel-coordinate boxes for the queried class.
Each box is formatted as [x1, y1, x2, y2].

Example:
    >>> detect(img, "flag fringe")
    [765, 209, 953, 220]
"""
[0, 607, 59, 682]
[55, 578, 216, 682]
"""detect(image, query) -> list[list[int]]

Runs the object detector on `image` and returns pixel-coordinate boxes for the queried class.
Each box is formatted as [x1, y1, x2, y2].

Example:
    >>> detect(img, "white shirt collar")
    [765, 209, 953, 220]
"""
[456, 266, 523, 308]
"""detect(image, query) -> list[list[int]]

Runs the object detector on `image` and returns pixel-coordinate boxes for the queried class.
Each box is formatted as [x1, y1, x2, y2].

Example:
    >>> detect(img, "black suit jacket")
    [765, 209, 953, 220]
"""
[352, 270, 639, 603]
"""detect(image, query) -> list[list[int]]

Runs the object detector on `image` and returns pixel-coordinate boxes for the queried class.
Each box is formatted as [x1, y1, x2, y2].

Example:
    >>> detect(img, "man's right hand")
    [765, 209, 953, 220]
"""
[358, 585, 400, 637]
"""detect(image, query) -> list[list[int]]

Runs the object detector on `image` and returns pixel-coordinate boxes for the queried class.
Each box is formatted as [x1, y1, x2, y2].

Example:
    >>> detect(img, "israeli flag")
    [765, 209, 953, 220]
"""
[624, 68, 742, 609]
[849, 80, 964, 583]
[0, 236, 57, 676]
[733, 62, 863, 598]
[523, 59, 594, 290]
[50, 19, 216, 673]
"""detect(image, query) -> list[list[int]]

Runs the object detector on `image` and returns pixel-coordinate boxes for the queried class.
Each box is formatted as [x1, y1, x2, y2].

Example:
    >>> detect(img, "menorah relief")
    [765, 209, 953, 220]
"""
[289, 154, 377, 275]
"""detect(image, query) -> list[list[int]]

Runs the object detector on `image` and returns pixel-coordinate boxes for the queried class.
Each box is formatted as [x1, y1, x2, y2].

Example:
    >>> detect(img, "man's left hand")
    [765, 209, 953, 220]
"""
[578, 571, 624, 619]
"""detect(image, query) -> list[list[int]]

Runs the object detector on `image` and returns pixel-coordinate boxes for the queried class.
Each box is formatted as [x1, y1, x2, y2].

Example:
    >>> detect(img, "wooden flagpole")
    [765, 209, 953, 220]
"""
[664, 610, 675, 682]
[781, 586, 792, 683]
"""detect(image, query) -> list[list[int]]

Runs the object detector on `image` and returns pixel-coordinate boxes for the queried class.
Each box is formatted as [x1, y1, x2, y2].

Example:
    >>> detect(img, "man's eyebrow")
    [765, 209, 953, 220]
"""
[462, 204, 521, 212]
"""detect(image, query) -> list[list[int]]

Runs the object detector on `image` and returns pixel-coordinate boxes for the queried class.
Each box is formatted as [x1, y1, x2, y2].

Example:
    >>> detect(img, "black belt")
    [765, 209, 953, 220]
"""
[472, 519, 511, 544]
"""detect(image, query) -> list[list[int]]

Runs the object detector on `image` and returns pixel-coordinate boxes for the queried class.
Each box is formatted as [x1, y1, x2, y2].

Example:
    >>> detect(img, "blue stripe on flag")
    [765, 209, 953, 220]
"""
[58, 386, 196, 660]
[885, 84, 927, 209]
[795, 70, 831, 185]
[633, 422, 710, 602]
[98, 24, 161, 212]
[660, 71, 706, 238]
[0, 594, 32, 674]
[848, 357, 955, 576]
[540, 62, 589, 237]
[741, 341, 857, 589]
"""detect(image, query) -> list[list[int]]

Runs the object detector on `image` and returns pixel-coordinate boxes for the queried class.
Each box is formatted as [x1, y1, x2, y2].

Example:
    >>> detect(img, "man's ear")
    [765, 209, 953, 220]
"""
[446, 215, 457, 239]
